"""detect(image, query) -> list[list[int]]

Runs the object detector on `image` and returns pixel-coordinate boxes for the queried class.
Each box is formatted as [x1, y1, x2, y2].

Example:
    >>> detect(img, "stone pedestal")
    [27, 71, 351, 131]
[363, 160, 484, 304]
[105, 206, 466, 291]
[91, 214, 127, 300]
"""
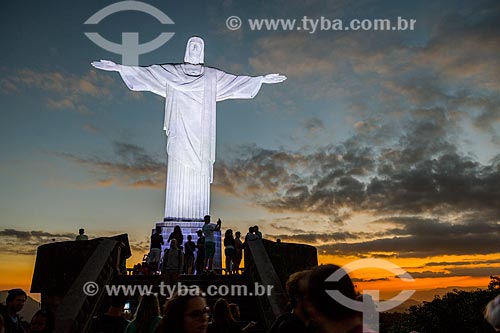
[153, 221, 222, 271]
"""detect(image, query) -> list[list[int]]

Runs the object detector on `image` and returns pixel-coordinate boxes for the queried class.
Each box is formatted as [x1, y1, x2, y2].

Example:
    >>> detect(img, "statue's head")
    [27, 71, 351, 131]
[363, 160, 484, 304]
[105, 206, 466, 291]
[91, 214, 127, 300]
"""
[184, 36, 204, 65]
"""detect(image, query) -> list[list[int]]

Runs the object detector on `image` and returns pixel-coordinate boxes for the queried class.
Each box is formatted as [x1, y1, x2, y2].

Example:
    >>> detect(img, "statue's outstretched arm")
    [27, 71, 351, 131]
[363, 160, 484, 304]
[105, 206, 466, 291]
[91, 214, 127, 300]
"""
[262, 73, 287, 84]
[91, 60, 169, 97]
[91, 60, 120, 72]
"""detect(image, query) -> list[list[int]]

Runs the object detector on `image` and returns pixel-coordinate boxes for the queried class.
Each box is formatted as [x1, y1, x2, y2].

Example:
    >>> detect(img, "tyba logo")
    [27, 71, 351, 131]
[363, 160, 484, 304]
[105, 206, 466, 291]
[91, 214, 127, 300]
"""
[84, 1, 175, 65]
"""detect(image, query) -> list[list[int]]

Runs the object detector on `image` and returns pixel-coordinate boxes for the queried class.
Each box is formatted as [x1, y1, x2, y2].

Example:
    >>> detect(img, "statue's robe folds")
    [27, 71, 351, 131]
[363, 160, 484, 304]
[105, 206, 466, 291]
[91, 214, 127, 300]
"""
[118, 64, 263, 219]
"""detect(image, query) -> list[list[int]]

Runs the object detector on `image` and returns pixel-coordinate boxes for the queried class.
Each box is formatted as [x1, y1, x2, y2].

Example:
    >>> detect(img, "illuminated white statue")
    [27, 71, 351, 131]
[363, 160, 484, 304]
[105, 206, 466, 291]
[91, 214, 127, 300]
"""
[92, 37, 286, 220]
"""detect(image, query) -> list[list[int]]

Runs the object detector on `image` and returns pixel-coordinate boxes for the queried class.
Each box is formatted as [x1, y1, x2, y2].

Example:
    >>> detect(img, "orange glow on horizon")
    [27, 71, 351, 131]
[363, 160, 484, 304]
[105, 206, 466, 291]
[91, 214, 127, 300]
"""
[317, 253, 499, 300]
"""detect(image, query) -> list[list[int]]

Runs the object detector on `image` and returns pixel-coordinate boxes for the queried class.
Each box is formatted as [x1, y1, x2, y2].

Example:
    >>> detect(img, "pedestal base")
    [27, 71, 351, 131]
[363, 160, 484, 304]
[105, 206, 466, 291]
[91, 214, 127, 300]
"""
[152, 221, 222, 271]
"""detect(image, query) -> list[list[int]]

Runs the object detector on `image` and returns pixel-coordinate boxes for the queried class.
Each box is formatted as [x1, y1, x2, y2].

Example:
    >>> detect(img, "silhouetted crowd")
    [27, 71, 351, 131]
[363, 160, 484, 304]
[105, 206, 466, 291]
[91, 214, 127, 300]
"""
[134, 216, 264, 277]
[90, 291, 256, 333]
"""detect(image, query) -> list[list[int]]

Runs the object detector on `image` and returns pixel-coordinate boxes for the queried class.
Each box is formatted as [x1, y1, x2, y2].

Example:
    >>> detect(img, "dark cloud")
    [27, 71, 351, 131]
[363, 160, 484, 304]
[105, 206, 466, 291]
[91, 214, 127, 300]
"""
[262, 215, 500, 260]
[268, 231, 361, 244]
[268, 222, 309, 234]
[315, 218, 500, 257]
[0, 229, 76, 256]
[0, 229, 75, 240]
[404, 266, 500, 279]
[129, 240, 150, 255]
[59, 141, 165, 189]
[0, 229, 33, 240]
[352, 277, 390, 283]
[214, 131, 500, 220]
[422, 259, 500, 267]
[214, 140, 377, 218]
[376, 217, 499, 238]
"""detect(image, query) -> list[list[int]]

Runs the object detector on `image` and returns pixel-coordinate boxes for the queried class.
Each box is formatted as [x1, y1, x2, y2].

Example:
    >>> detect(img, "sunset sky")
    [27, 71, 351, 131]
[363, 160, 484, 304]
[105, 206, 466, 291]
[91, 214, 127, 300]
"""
[1, 0, 500, 301]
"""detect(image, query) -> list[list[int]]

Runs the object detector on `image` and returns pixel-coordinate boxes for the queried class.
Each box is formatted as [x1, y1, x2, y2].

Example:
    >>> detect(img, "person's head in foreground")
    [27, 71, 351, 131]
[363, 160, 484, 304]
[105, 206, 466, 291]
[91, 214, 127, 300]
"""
[304, 265, 368, 333]
[28, 309, 55, 333]
[156, 287, 208, 333]
[132, 294, 160, 331]
[286, 270, 311, 324]
[485, 294, 500, 331]
[228, 303, 240, 320]
[211, 298, 234, 326]
[109, 294, 126, 311]
[6, 288, 27, 315]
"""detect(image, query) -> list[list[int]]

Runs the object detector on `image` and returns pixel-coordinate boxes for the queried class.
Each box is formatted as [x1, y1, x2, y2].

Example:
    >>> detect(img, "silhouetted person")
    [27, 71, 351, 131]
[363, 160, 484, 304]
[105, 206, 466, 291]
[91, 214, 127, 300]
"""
[224, 229, 236, 275]
[269, 270, 310, 333]
[90, 295, 129, 333]
[228, 303, 256, 333]
[244, 227, 258, 245]
[0, 288, 28, 333]
[208, 298, 246, 333]
[75, 228, 88, 241]
[233, 232, 243, 274]
[162, 239, 184, 288]
[253, 225, 262, 239]
[202, 215, 221, 273]
[125, 294, 161, 333]
[195, 230, 205, 275]
[28, 310, 54, 333]
[155, 287, 208, 333]
[168, 226, 184, 250]
[150, 226, 164, 273]
[184, 235, 196, 274]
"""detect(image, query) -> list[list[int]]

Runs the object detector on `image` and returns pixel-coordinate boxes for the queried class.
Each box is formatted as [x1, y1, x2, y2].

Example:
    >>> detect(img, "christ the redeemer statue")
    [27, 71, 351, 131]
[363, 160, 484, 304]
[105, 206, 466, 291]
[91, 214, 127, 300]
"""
[92, 37, 286, 220]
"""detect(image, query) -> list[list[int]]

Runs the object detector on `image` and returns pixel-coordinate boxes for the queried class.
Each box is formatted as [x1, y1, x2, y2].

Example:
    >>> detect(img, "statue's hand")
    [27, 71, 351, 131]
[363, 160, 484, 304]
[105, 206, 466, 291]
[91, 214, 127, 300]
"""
[91, 60, 119, 71]
[262, 73, 287, 84]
